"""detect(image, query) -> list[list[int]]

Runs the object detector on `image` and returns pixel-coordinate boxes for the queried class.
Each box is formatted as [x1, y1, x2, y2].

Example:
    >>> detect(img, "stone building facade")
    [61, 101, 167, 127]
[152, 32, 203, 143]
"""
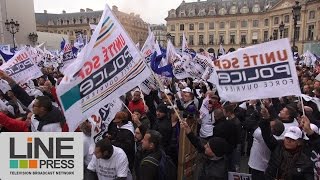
[166, 0, 320, 54]
[150, 24, 167, 47]
[35, 6, 148, 45]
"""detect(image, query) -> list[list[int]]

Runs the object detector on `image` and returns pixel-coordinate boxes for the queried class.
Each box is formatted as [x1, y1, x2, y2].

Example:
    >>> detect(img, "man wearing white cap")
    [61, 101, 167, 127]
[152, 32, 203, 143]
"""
[260, 108, 314, 180]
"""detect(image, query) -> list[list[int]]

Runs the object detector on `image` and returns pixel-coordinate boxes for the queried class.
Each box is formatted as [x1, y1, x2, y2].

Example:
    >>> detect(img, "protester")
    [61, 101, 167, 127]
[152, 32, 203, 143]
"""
[108, 111, 135, 171]
[260, 107, 315, 180]
[87, 138, 131, 180]
[181, 120, 228, 180]
[138, 130, 163, 180]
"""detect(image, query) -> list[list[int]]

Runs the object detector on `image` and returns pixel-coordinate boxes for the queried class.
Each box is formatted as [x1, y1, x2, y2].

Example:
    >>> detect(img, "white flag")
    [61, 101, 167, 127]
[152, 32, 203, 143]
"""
[88, 98, 123, 143]
[212, 39, 301, 102]
[57, 4, 151, 132]
[0, 48, 43, 83]
[182, 32, 188, 53]
[219, 44, 225, 55]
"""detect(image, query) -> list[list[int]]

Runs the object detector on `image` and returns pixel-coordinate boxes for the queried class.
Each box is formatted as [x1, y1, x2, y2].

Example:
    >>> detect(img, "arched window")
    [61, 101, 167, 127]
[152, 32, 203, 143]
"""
[60, 19, 63, 25]
[73, 19, 76, 24]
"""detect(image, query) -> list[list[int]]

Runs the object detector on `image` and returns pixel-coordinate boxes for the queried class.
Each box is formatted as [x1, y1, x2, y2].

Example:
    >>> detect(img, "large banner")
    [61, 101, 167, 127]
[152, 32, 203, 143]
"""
[211, 39, 301, 102]
[0, 48, 43, 83]
[57, 4, 151, 132]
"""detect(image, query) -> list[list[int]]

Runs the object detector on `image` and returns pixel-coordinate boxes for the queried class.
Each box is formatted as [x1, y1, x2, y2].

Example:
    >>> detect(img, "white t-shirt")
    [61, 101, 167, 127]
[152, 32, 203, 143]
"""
[87, 146, 129, 180]
[248, 127, 271, 171]
[199, 113, 214, 138]
[83, 134, 95, 167]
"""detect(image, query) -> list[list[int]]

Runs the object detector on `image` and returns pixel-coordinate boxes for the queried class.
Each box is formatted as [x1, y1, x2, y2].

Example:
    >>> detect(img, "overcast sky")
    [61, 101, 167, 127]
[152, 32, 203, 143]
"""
[34, 0, 187, 24]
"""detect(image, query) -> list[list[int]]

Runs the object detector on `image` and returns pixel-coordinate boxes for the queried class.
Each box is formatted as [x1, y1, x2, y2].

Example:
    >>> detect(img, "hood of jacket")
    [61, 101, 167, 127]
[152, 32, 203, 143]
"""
[119, 121, 134, 135]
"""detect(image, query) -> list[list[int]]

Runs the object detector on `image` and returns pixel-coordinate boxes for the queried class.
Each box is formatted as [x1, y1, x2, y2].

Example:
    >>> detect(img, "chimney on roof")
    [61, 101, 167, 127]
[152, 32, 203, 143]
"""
[44, 10, 47, 14]
[80, 9, 85, 13]
[86, 8, 93, 12]
[130, 12, 135, 16]
[62, 10, 66, 14]
[112, 5, 118, 11]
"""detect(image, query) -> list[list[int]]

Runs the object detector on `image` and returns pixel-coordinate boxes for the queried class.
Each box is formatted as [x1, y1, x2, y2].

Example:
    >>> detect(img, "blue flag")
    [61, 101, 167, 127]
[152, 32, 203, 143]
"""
[0, 50, 14, 62]
[150, 49, 174, 78]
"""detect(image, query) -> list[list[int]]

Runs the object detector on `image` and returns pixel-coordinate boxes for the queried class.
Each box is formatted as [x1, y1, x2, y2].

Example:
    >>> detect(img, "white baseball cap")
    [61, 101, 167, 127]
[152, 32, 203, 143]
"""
[284, 126, 302, 140]
[182, 87, 192, 93]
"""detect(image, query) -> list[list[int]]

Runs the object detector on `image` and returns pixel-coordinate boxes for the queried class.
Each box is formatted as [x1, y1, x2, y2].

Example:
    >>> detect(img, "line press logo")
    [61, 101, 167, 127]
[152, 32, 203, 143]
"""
[0, 132, 83, 180]
[9, 136, 74, 169]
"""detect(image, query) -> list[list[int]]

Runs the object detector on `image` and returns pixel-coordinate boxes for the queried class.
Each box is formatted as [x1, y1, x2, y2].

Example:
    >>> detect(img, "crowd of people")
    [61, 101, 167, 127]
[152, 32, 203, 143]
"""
[0, 57, 320, 180]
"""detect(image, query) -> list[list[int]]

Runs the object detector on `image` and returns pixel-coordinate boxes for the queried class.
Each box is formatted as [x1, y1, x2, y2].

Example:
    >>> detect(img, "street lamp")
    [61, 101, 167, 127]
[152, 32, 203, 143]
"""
[279, 21, 285, 38]
[28, 32, 38, 45]
[292, 1, 301, 51]
[4, 19, 19, 49]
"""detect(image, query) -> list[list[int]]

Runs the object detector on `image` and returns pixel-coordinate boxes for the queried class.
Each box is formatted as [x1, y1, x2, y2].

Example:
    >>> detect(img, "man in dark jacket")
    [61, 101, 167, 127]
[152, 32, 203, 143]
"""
[151, 105, 172, 152]
[110, 111, 135, 171]
[139, 130, 162, 180]
[223, 103, 242, 172]
[260, 108, 314, 180]
[212, 108, 238, 154]
[181, 120, 228, 180]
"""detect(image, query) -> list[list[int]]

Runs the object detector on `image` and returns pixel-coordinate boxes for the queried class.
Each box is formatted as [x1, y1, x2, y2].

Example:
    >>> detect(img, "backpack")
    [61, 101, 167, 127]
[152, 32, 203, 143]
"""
[142, 150, 177, 180]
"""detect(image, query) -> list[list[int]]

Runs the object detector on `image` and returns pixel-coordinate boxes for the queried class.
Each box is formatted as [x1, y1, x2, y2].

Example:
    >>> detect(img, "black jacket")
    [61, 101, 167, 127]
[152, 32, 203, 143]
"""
[111, 125, 135, 171]
[152, 116, 172, 151]
[260, 120, 314, 180]
[213, 119, 238, 153]
[186, 132, 228, 180]
[10, 83, 33, 107]
[33, 106, 66, 131]
[134, 142, 144, 180]
[139, 150, 161, 180]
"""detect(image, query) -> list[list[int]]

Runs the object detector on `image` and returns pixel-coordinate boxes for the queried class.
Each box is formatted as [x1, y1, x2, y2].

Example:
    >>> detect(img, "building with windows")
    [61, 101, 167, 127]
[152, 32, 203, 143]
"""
[35, 6, 148, 45]
[150, 24, 167, 46]
[166, 0, 320, 54]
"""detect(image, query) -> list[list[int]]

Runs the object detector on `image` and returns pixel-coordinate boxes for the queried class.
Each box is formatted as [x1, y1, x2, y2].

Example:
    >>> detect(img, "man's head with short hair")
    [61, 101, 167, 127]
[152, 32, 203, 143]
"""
[279, 105, 297, 121]
[132, 90, 141, 102]
[94, 138, 114, 159]
[38, 77, 46, 86]
[222, 103, 236, 117]
[270, 119, 285, 137]
[141, 130, 162, 151]
[32, 96, 53, 117]
[213, 108, 225, 122]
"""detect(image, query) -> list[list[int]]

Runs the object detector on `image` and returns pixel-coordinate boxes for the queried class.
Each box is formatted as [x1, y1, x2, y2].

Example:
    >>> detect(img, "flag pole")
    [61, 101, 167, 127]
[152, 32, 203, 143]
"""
[300, 96, 306, 116]
[121, 101, 133, 116]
